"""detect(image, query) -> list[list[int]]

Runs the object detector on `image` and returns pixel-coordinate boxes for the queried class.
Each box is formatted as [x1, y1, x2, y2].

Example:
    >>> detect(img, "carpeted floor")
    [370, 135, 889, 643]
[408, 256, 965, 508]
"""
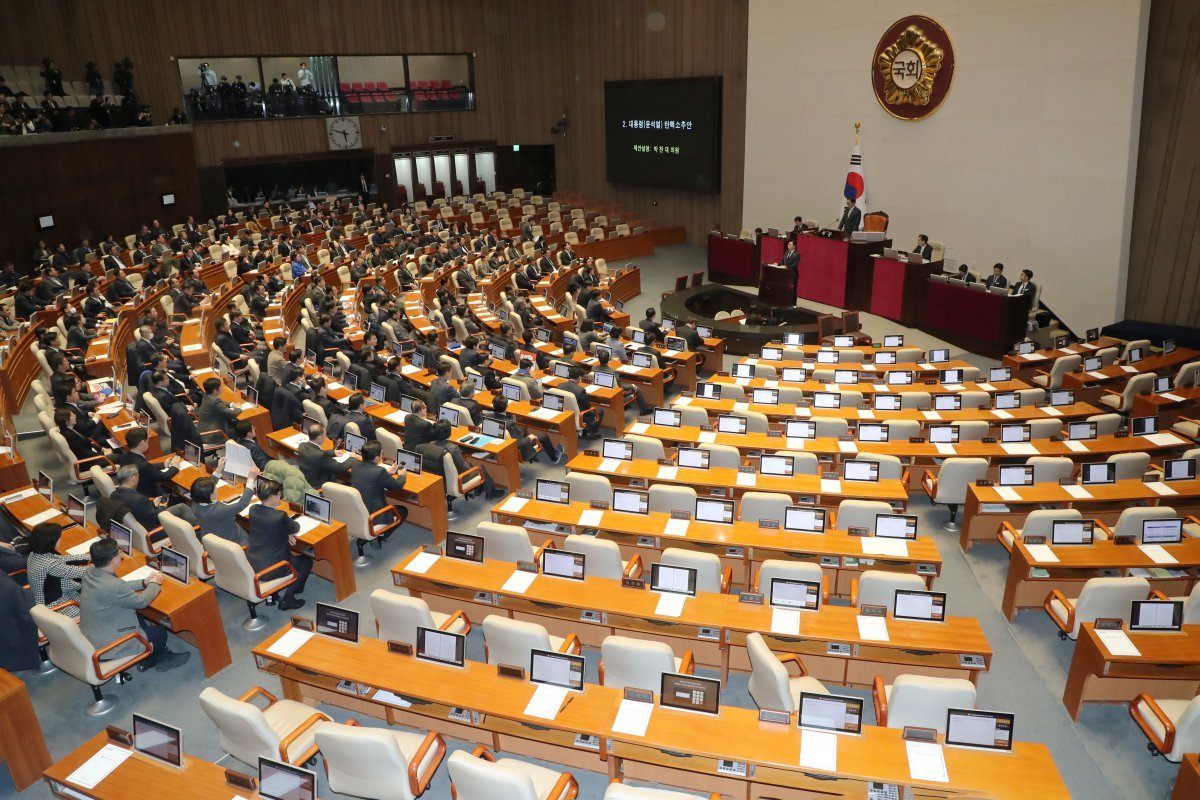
[3, 244, 1179, 799]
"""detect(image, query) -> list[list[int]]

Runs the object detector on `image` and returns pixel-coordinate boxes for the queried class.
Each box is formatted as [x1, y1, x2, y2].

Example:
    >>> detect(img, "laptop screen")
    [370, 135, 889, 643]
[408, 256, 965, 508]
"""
[1129, 600, 1184, 632]
[612, 488, 649, 514]
[315, 602, 359, 644]
[945, 710, 1014, 751]
[783, 506, 826, 533]
[660, 672, 721, 715]
[529, 649, 585, 691]
[535, 479, 570, 505]
[798, 693, 863, 734]
[874, 514, 917, 540]
[695, 497, 734, 525]
[415, 627, 465, 667]
[446, 531, 484, 562]
[650, 563, 697, 596]
[893, 590, 947, 622]
[770, 578, 821, 610]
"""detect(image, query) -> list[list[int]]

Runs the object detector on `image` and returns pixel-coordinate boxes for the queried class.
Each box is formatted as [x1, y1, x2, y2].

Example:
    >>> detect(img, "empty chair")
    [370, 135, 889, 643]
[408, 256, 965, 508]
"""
[1129, 694, 1200, 764]
[774, 450, 820, 475]
[160, 510, 213, 579]
[1101, 506, 1178, 541]
[922, 457, 989, 530]
[599, 635, 693, 691]
[752, 364, 777, 379]
[698, 443, 741, 469]
[873, 674, 977, 732]
[315, 719, 446, 800]
[648, 485, 696, 515]
[1155, 584, 1200, 625]
[835, 499, 893, 532]
[1096, 347, 1120, 366]
[813, 418, 849, 438]
[958, 391, 989, 409]
[898, 391, 932, 410]
[1027, 456, 1074, 484]
[1089, 413, 1123, 436]
[1033, 354, 1081, 389]
[1017, 387, 1048, 407]
[746, 632, 828, 713]
[677, 406, 709, 428]
[1099, 373, 1155, 412]
[441, 450, 485, 520]
[31, 604, 152, 716]
[660, 547, 731, 593]
[447, 747, 577, 800]
[1108, 452, 1151, 480]
[739, 491, 790, 523]
[741, 410, 770, 433]
[476, 521, 539, 563]
[566, 472, 611, 505]
[1044, 576, 1152, 639]
[482, 615, 580, 667]
[622, 433, 667, 461]
[1028, 418, 1063, 439]
[563, 534, 641, 581]
[1173, 360, 1200, 388]
[755, 560, 828, 603]
[203, 534, 297, 631]
[199, 685, 331, 767]
[852, 570, 928, 612]
[370, 588, 470, 645]
[1122, 339, 1152, 360]
[851, 452, 906, 482]
[999, 508, 1083, 552]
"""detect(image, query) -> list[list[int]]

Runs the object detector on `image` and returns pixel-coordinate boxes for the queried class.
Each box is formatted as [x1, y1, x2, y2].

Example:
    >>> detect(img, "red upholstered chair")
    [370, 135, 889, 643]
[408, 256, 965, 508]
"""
[690, 271, 704, 288]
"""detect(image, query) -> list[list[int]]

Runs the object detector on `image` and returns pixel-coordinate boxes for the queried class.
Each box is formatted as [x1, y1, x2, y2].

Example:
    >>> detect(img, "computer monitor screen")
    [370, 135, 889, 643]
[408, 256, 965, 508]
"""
[928, 349, 950, 363]
[480, 415, 507, 440]
[1017, 340, 1036, 355]
[343, 432, 366, 455]
[132, 715, 182, 768]
[798, 693, 863, 734]
[784, 419, 816, 439]
[857, 423, 888, 443]
[761, 347, 783, 361]
[446, 531, 484, 562]
[1081, 462, 1116, 485]
[717, 414, 747, 434]
[1142, 518, 1183, 545]
[541, 549, 585, 580]
[995, 392, 1020, 410]
[1051, 520, 1094, 545]
[695, 497, 734, 525]
[535, 327, 552, 342]
[1129, 600, 1184, 632]
[593, 370, 617, 389]
[244, 386, 259, 407]
[501, 383, 521, 402]
[652, 408, 681, 427]
[784, 332, 804, 346]
[158, 547, 189, 585]
[887, 370, 913, 386]
[816, 349, 838, 364]
[842, 460, 879, 482]
[940, 369, 964, 384]
[303, 493, 331, 524]
[884, 335, 904, 347]
[415, 627, 466, 667]
[894, 590, 947, 622]
[752, 388, 780, 405]
[631, 352, 653, 369]
[602, 439, 634, 461]
[1163, 459, 1198, 482]
[874, 351, 897, 365]
[1083, 356, 1102, 371]
[397, 395, 416, 414]
[732, 362, 754, 379]
[945, 710, 1014, 752]
[258, 758, 317, 800]
[396, 449, 422, 474]
[1163, 338, 1177, 355]
[315, 602, 360, 644]
[535, 479, 570, 505]
[782, 367, 807, 383]
[665, 336, 688, 352]
[662, 318, 677, 332]
[66, 494, 86, 525]
[612, 488, 650, 514]
[629, 328, 646, 345]
[760, 455, 794, 477]
[650, 563, 698, 596]
[696, 382, 720, 400]
[369, 382, 387, 402]
[770, 578, 820, 610]
[989, 367, 1012, 382]
[36, 471, 52, 501]
[438, 406, 460, 427]
[1127, 347, 1145, 363]
[553, 361, 573, 379]
[342, 372, 358, 391]
[660, 673, 721, 715]
[998, 465, 1034, 486]
[833, 370, 858, 385]
[832, 335, 855, 348]
[1050, 389, 1075, 406]
[874, 514, 917, 540]
[814, 392, 840, 408]
[696, 325, 713, 339]
[489, 343, 508, 361]
[1068, 421, 1097, 441]
[1131, 416, 1158, 436]
[1153, 376, 1172, 394]
[529, 649, 585, 691]
[183, 440, 202, 465]
[929, 424, 959, 444]
[677, 447, 710, 469]
[109, 521, 132, 555]
[873, 393, 901, 411]
[411, 351, 426, 370]
[784, 506, 826, 533]
[1000, 424, 1031, 443]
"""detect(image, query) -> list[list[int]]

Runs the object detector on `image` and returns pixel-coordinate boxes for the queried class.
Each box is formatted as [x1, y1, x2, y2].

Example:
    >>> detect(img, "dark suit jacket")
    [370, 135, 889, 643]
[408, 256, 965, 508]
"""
[0, 572, 39, 671]
[111, 486, 162, 531]
[349, 461, 407, 515]
[838, 205, 861, 233]
[783, 250, 799, 270]
[295, 441, 351, 486]
[115, 450, 178, 498]
[984, 274, 1009, 290]
[403, 414, 435, 449]
[1011, 280, 1036, 298]
[246, 504, 300, 574]
[914, 244, 933, 260]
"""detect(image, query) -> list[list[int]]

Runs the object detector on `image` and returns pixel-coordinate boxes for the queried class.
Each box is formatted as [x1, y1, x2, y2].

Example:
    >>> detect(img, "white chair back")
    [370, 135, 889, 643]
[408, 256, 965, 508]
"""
[600, 635, 680, 691]
[476, 522, 535, 563]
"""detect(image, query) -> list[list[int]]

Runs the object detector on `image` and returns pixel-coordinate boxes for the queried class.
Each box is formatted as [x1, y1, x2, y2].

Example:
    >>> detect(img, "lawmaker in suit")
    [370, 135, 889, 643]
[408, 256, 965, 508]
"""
[782, 240, 800, 278]
[295, 423, 351, 486]
[913, 235, 933, 261]
[985, 263, 1009, 290]
[403, 399, 436, 449]
[1011, 269, 1036, 297]
[952, 264, 977, 284]
[838, 198, 861, 233]
[349, 440, 409, 525]
[191, 467, 260, 545]
[111, 463, 198, 531]
[0, 571, 39, 672]
[246, 478, 310, 610]
[197, 377, 241, 438]
[115, 428, 181, 498]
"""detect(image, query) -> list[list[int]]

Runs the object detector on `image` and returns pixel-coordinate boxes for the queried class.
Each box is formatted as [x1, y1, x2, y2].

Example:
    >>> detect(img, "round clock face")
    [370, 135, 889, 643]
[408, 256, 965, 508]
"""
[328, 117, 361, 149]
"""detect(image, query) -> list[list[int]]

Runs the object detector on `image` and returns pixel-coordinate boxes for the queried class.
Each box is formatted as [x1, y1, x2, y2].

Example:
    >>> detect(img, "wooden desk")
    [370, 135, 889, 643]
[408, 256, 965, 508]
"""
[960, 476, 1200, 551]
[1062, 624, 1200, 720]
[1133, 386, 1200, 428]
[869, 254, 940, 326]
[491, 496, 941, 594]
[1061, 348, 1199, 406]
[1173, 754, 1200, 800]
[710, 372, 1029, 397]
[795, 234, 884, 310]
[1002, 337, 1123, 381]
[0, 670, 50, 791]
[921, 278, 1032, 360]
[394, 551, 988, 685]
[566, 454, 910, 508]
[1000, 538, 1200, 620]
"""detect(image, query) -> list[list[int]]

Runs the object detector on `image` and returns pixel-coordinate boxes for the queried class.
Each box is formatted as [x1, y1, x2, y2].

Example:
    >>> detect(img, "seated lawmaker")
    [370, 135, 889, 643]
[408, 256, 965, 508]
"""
[111, 463, 198, 530]
[192, 465, 260, 545]
[984, 262, 1008, 290]
[951, 264, 976, 284]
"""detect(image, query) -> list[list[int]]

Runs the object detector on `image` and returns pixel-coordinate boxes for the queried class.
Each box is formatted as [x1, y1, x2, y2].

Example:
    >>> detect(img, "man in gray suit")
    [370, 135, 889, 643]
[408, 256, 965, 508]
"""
[80, 538, 190, 671]
[191, 465, 261, 545]
[197, 377, 241, 438]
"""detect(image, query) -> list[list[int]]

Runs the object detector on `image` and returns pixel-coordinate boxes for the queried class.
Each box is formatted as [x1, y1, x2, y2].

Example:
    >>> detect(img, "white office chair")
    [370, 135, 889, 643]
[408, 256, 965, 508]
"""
[1100, 506, 1179, 541]
[648, 485, 696, 515]
[324, 483, 403, 567]
[623, 433, 667, 461]
[835, 499, 893, 532]
[1044, 576, 1152, 639]
[447, 747, 577, 800]
[1107, 452, 1151, 481]
[746, 632, 828, 714]
[676, 406, 710, 428]
[1122, 339, 1152, 361]
[89, 465, 116, 498]
[773, 451, 820, 475]
[1033, 354, 1081, 389]
[998, 508, 1083, 553]
[1130, 694, 1200, 763]
[476, 521, 541, 563]
[160, 510, 213, 579]
[851, 452, 906, 482]
[1089, 413, 1124, 436]
[441, 450, 485, 521]
[566, 473, 611, 505]
[1026, 456, 1074, 484]
[661, 547, 732, 594]
[852, 571, 928, 613]
[563, 534, 642, 581]
[370, 588, 470, 645]
[315, 720, 446, 800]
[1028, 418, 1063, 439]
[921, 457, 989, 530]
[754, 560, 829, 603]
[873, 674, 977, 733]
[482, 615, 581, 667]
[813, 418, 849, 439]
[739, 491, 791, 523]
[1155, 584, 1200, 625]
[599, 635, 693, 692]
[1099, 373, 1155, 413]
[698, 443, 741, 469]
[1173, 360, 1200, 388]
[203, 534, 297, 631]
[199, 685, 331, 767]
[956, 421, 991, 441]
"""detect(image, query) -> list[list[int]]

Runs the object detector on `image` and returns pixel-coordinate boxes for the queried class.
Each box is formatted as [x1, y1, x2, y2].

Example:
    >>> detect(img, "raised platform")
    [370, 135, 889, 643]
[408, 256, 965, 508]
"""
[660, 285, 821, 355]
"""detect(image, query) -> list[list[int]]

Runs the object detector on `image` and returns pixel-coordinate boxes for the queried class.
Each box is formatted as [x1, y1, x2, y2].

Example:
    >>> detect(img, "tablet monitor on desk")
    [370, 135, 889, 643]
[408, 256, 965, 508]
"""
[415, 627, 466, 668]
[397, 396, 417, 415]
[244, 386, 259, 407]
[939, 368, 964, 384]
[660, 672, 721, 715]
[612, 488, 649, 515]
[258, 757, 317, 800]
[1131, 416, 1158, 436]
[760, 454, 794, 477]
[989, 367, 1012, 383]
[886, 370, 913, 386]
[1050, 389, 1075, 406]
[782, 367, 807, 383]
[650, 563, 697, 596]
[994, 392, 1020, 410]
[553, 361, 573, 379]
[1129, 600, 1184, 632]
[893, 589, 946, 622]
[929, 424, 959, 444]
[481, 415, 507, 440]
[343, 431, 366, 455]
[1153, 376, 1172, 394]
[36, 471, 53, 502]
[833, 369, 858, 385]
[873, 393, 901, 411]
[945, 709, 1014, 752]
[1142, 518, 1183, 545]
[752, 387, 780, 405]
[1083, 356, 1102, 371]
[874, 351, 897, 365]
[315, 602, 359, 645]
[696, 382, 720, 400]
[631, 352, 653, 369]
[158, 547, 189, 585]
[446, 531, 485, 563]
[1000, 424, 1031, 443]
[410, 351, 426, 370]
[784, 419, 816, 440]
[536, 479, 570, 505]
[342, 372, 358, 392]
[874, 514, 917, 540]
[1068, 421, 1097, 441]
[677, 447, 710, 469]
[784, 506, 826, 533]
[1050, 520, 1094, 545]
[814, 392, 840, 409]
[784, 332, 805, 346]
[108, 521, 133, 555]
[489, 343, 508, 361]
[832, 335, 855, 348]
[396, 449, 422, 474]
[542, 392, 565, 412]
[770, 578, 820, 610]
[535, 327, 552, 343]
[732, 362, 754, 379]
[630, 328, 646, 345]
[541, 549, 585, 581]
[717, 414, 747, 435]
[369, 382, 387, 403]
[530, 649, 585, 691]
[438, 406, 460, 427]
[501, 383, 522, 402]
[933, 394, 961, 411]
[695, 497, 734, 525]
[662, 318, 677, 332]
[1127, 347, 1146, 364]
[653, 408, 682, 428]
[857, 423, 888, 443]
[998, 465, 1034, 486]
[665, 336, 688, 352]
[816, 349, 838, 364]
[602, 439, 634, 461]
[1080, 462, 1116, 485]
[928, 349, 950, 364]
[132, 715, 182, 768]
[183, 440, 203, 466]
[588, 369, 615, 390]
[1163, 458, 1197, 482]
[884, 335, 904, 347]
[1163, 338, 1177, 356]
[562, 337, 578, 357]
[798, 693, 863, 735]
[842, 460, 879, 482]
[66, 493, 87, 525]
[761, 347, 783, 362]
[303, 493, 331, 524]
[1018, 341, 1037, 356]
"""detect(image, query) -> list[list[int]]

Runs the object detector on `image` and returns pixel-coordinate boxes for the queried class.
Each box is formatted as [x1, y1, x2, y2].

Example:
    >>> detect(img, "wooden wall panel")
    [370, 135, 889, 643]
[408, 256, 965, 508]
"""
[1125, 0, 1200, 326]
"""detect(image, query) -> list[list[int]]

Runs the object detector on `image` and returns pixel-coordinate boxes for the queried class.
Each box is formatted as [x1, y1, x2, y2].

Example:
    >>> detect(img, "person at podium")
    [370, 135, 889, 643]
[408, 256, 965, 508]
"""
[984, 263, 1008, 290]
[951, 264, 977, 284]
[838, 198, 860, 233]
[913, 234, 933, 260]
[783, 239, 799, 278]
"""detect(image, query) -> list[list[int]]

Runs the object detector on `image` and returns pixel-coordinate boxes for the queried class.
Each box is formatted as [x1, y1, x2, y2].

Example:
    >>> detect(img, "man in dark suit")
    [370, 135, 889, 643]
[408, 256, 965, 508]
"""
[107, 269, 136, 303]
[952, 264, 977, 284]
[639, 308, 663, 337]
[213, 319, 246, 365]
[295, 422, 351, 486]
[246, 478, 310, 610]
[1011, 269, 1036, 297]
[782, 240, 800, 278]
[428, 362, 457, 412]
[678, 318, 703, 350]
[316, 313, 350, 356]
[913, 234, 933, 261]
[111, 463, 197, 530]
[197, 377, 241, 438]
[14, 282, 38, 320]
[838, 198, 861, 234]
[115, 428, 181, 498]
[537, 253, 556, 275]
[556, 367, 601, 439]
[34, 265, 66, 306]
[0, 571, 40, 672]
[403, 399, 435, 449]
[327, 393, 376, 441]
[984, 263, 1008, 290]
[231, 419, 271, 470]
[489, 397, 560, 464]
[349, 440, 408, 525]
[788, 215, 805, 242]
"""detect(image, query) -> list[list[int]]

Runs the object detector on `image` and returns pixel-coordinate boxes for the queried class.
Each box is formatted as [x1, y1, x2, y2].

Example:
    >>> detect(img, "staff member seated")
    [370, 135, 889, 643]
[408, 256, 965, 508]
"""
[295, 422, 351, 487]
[913, 234, 933, 260]
[951, 263, 976, 284]
[984, 262, 1008, 290]
[111, 463, 199, 530]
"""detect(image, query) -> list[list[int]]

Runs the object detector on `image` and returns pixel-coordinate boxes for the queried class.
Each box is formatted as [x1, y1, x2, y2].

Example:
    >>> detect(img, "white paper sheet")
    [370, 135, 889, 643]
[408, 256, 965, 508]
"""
[657, 466, 679, 480]
[266, 628, 314, 657]
[529, 407, 559, 420]
[578, 509, 604, 527]
[1146, 433, 1185, 447]
[1121, 365, 1140, 373]
[977, 383, 996, 393]
[1, 488, 37, 504]
[994, 486, 1023, 502]
[942, 384, 965, 392]
[1019, 353, 1042, 361]
[598, 458, 621, 473]
[405, 552, 440, 574]
[498, 496, 530, 514]
[22, 508, 63, 527]
[798, 729, 838, 771]
[673, 396, 692, 408]
[1087, 370, 1109, 380]
[278, 432, 309, 449]
[771, 607, 801, 636]
[66, 536, 100, 556]
[861, 538, 909, 558]
[1000, 443, 1039, 456]
[523, 684, 570, 720]
[736, 472, 757, 487]
[65, 743, 133, 789]
[837, 441, 858, 454]
[1064, 440, 1089, 453]
[1139, 544, 1178, 565]
[1043, 406, 1063, 416]
[856, 615, 890, 642]
[629, 423, 649, 434]
[734, 378, 750, 387]
[820, 479, 841, 494]
[122, 565, 156, 583]
[611, 699, 653, 736]
[663, 518, 690, 537]
[1146, 482, 1178, 496]
[501, 570, 537, 594]
[654, 592, 687, 617]
[906, 741, 949, 783]
[1096, 629, 1142, 657]
[935, 443, 957, 456]
[372, 689, 412, 708]
[922, 410, 942, 420]
[786, 438, 807, 450]
[295, 516, 322, 536]
[991, 408, 1015, 420]
[1025, 544, 1059, 563]
[1062, 484, 1093, 500]
[1161, 392, 1185, 403]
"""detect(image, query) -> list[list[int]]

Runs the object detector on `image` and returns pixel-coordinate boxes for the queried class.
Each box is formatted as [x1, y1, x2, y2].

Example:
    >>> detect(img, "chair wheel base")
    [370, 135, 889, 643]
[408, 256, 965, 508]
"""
[942, 521, 961, 532]
[37, 660, 58, 675]
[445, 511, 460, 521]
[242, 616, 268, 632]
[352, 554, 373, 567]
[86, 696, 117, 716]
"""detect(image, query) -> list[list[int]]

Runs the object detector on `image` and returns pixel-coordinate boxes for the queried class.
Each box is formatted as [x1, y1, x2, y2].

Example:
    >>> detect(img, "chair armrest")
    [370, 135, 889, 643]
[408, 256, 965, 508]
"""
[457, 465, 484, 494]
[367, 504, 403, 530]
[73, 455, 114, 481]
[1101, 387, 1123, 398]
[438, 610, 472, 635]
[850, 577, 859, 607]
[407, 730, 446, 797]
[200, 428, 229, 442]
[1130, 692, 1175, 755]
[1187, 514, 1200, 530]
[253, 559, 298, 598]
[751, 569, 761, 594]
[548, 772, 579, 800]
[1150, 590, 1171, 601]
[92, 631, 152, 680]
[48, 599, 80, 614]
[533, 540, 559, 561]
[1094, 520, 1114, 540]
[900, 467, 911, 487]
[920, 469, 937, 500]
[776, 653, 809, 677]
[998, 520, 1020, 552]
[469, 745, 497, 762]
[679, 650, 695, 675]
[873, 675, 888, 727]
[820, 573, 830, 604]
[278, 711, 331, 764]
[559, 633, 582, 655]
[1044, 589, 1075, 633]
[1033, 368, 1051, 378]
[623, 553, 643, 579]
[720, 566, 733, 594]
[238, 685, 278, 707]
